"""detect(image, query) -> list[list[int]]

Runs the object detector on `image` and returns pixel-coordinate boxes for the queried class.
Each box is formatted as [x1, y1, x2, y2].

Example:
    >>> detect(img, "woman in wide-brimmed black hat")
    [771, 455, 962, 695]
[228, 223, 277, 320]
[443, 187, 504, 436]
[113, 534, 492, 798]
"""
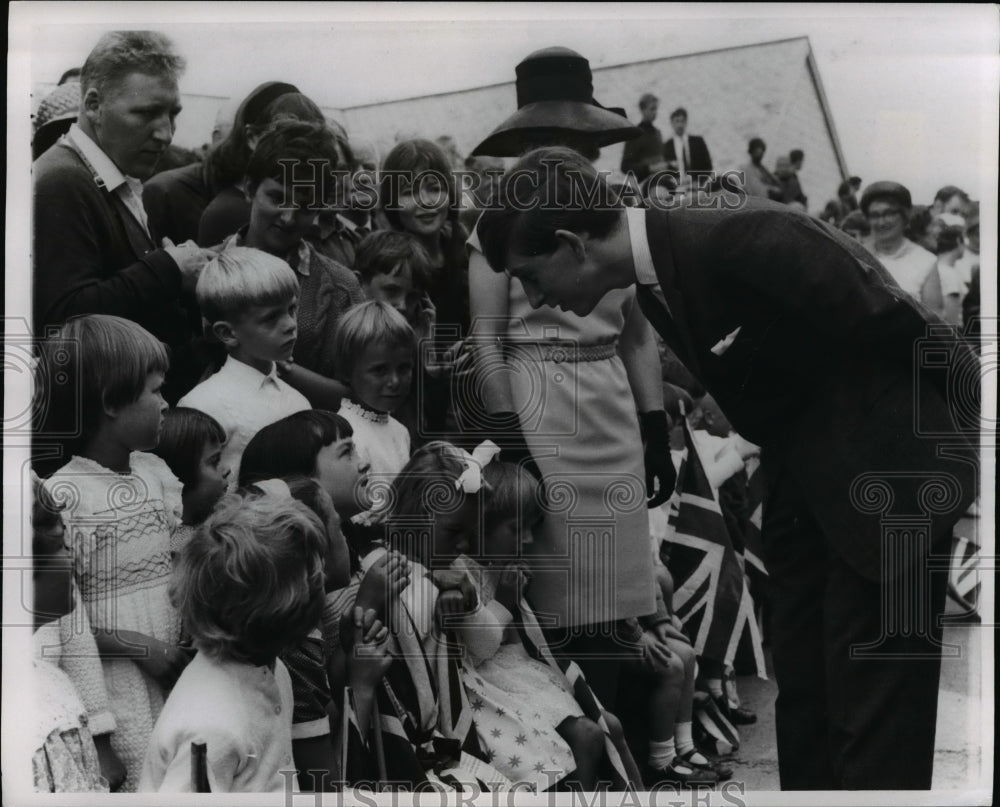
[461, 46, 678, 784]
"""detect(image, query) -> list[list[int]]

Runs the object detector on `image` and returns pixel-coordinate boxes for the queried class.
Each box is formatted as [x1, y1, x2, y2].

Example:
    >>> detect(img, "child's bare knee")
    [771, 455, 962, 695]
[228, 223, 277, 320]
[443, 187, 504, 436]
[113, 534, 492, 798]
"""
[561, 715, 605, 751]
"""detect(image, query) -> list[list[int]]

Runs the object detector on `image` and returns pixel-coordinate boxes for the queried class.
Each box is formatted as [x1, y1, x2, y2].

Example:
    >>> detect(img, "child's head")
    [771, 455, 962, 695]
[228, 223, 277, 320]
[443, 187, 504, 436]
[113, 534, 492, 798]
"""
[839, 210, 870, 242]
[239, 410, 370, 518]
[389, 441, 482, 566]
[171, 491, 327, 666]
[42, 314, 170, 450]
[354, 231, 434, 328]
[332, 301, 415, 415]
[245, 476, 342, 592]
[244, 119, 343, 257]
[380, 138, 456, 238]
[196, 247, 300, 368]
[481, 462, 541, 564]
[31, 473, 74, 628]
[152, 407, 230, 525]
[934, 224, 965, 259]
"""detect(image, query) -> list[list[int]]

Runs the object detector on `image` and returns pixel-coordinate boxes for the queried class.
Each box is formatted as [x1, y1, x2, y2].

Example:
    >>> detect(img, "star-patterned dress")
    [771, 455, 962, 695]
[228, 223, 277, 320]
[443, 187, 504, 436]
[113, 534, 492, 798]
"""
[451, 557, 582, 791]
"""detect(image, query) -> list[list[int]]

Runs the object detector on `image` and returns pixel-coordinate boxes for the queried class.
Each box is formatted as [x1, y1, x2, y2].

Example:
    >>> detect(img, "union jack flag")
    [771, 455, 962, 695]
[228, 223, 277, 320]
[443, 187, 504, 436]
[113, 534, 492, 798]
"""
[665, 421, 766, 677]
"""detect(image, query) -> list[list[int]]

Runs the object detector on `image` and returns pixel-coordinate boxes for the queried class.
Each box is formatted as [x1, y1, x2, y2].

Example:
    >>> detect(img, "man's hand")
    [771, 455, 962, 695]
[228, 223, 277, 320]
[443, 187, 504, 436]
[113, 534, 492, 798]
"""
[162, 237, 215, 294]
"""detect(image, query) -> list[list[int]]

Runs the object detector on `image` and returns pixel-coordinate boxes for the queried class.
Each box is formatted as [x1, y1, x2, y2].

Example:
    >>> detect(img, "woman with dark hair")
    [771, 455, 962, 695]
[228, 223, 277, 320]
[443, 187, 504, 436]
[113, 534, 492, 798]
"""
[198, 85, 328, 246]
[141, 81, 324, 245]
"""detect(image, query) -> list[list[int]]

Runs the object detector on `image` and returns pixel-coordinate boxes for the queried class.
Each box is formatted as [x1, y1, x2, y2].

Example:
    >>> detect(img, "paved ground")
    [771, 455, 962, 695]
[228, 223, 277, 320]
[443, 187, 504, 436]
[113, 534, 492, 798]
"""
[725, 514, 987, 792]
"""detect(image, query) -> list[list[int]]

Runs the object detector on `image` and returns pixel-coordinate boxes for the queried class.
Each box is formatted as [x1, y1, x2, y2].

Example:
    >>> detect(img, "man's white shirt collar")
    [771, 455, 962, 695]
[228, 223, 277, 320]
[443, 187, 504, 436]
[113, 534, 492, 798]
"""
[626, 206, 659, 287]
[67, 123, 130, 193]
[67, 123, 150, 235]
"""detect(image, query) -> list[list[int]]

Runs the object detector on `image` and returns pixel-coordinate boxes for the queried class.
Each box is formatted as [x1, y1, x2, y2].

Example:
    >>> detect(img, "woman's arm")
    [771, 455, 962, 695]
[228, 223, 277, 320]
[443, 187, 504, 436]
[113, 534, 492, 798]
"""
[618, 295, 665, 413]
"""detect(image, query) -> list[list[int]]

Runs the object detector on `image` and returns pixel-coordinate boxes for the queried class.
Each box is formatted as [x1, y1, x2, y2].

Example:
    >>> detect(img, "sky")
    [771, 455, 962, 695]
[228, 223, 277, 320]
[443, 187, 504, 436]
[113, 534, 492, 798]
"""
[9, 2, 1000, 204]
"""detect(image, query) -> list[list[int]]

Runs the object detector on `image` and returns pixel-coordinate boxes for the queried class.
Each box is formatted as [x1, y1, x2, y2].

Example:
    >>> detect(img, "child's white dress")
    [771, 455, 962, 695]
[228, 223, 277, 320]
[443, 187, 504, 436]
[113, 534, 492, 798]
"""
[31, 624, 108, 792]
[45, 452, 183, 792]
[450, 556, 582, 791]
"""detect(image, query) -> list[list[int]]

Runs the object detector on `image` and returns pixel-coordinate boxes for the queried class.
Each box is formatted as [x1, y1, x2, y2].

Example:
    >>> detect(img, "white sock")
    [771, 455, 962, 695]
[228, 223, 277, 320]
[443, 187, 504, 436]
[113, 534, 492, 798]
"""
[675, 721, 709, 765]
[675, 721, 695, 754]
[648, 738, 676, 770]
[706, 677, 725, 698]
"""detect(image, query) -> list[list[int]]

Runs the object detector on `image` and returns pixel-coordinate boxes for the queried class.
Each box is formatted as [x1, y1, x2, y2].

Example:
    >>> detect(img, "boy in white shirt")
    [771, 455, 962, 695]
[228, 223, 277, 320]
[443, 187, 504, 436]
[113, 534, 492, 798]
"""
[179, 247, 310, 485]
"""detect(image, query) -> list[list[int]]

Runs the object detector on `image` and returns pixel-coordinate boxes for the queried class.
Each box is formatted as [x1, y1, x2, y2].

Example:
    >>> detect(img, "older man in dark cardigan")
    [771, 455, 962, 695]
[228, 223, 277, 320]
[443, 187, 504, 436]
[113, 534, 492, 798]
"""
[33, 31, 214, 406]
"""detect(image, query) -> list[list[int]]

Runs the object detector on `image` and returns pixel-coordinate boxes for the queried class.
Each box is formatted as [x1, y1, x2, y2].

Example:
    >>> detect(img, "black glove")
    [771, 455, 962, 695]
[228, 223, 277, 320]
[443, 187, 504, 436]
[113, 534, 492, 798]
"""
[639, 410, 676, 508]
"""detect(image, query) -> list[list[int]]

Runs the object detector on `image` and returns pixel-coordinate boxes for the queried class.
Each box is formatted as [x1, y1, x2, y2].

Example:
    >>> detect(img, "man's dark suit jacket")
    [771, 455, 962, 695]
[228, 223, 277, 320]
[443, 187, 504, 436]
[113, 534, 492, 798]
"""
[662, 135, 713, 182]
[620, 121, 664, 183]
[636, 199, 979, 581]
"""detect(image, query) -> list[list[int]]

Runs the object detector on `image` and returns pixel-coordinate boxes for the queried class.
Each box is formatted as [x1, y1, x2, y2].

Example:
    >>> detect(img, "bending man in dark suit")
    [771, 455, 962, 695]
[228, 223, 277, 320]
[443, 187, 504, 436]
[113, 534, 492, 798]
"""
[477, 147, 980, 790]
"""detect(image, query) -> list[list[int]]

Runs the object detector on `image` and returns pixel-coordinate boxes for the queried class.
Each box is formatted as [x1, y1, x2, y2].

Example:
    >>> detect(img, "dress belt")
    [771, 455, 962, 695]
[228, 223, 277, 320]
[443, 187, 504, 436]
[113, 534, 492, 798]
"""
[504, 339, 618, 363]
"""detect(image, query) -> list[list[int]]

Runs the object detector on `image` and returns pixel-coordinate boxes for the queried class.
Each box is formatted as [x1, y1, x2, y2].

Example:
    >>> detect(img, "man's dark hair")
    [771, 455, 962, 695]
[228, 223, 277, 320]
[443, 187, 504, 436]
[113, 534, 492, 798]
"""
[244, 118, 342, 202]
[81, 31, 185, 98]
[670, 107, 687, 120]
[790, 149, 804, 163]
[476, 146, 622, 274]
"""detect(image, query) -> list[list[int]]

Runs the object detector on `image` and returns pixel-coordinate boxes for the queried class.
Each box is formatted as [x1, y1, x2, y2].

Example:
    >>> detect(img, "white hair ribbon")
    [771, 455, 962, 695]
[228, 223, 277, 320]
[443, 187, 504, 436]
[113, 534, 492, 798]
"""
[252, 478, 292, 500]
[454, 440, 501, 493]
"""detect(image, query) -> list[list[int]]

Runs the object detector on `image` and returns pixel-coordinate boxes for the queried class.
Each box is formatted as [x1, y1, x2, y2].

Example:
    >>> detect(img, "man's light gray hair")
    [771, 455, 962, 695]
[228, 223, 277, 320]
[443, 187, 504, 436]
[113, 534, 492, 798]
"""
[81, 30, 185, 98]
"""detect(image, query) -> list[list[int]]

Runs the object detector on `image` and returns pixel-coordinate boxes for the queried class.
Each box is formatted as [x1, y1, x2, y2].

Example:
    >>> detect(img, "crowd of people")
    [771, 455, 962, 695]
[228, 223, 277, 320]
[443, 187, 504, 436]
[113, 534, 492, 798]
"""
[23, 30, 981, 795]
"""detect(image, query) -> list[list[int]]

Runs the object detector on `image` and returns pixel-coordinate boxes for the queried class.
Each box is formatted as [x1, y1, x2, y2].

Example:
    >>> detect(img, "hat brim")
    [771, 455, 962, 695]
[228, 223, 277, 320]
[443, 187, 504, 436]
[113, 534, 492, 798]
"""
[471, 100, 640, 157]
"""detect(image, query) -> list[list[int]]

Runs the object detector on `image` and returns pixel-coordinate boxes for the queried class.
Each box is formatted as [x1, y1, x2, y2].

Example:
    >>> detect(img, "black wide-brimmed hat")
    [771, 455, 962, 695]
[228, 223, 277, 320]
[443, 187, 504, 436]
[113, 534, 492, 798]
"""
[471, 47, 641, 157]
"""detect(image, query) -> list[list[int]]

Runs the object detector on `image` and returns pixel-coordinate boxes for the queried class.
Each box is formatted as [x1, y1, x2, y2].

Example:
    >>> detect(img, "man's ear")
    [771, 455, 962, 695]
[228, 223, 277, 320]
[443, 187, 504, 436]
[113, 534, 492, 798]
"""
[553, 229, 588, 262]
[211, 320, 239, 349]
[81, 87, 102, 124]
[243, 181, 256, 204]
